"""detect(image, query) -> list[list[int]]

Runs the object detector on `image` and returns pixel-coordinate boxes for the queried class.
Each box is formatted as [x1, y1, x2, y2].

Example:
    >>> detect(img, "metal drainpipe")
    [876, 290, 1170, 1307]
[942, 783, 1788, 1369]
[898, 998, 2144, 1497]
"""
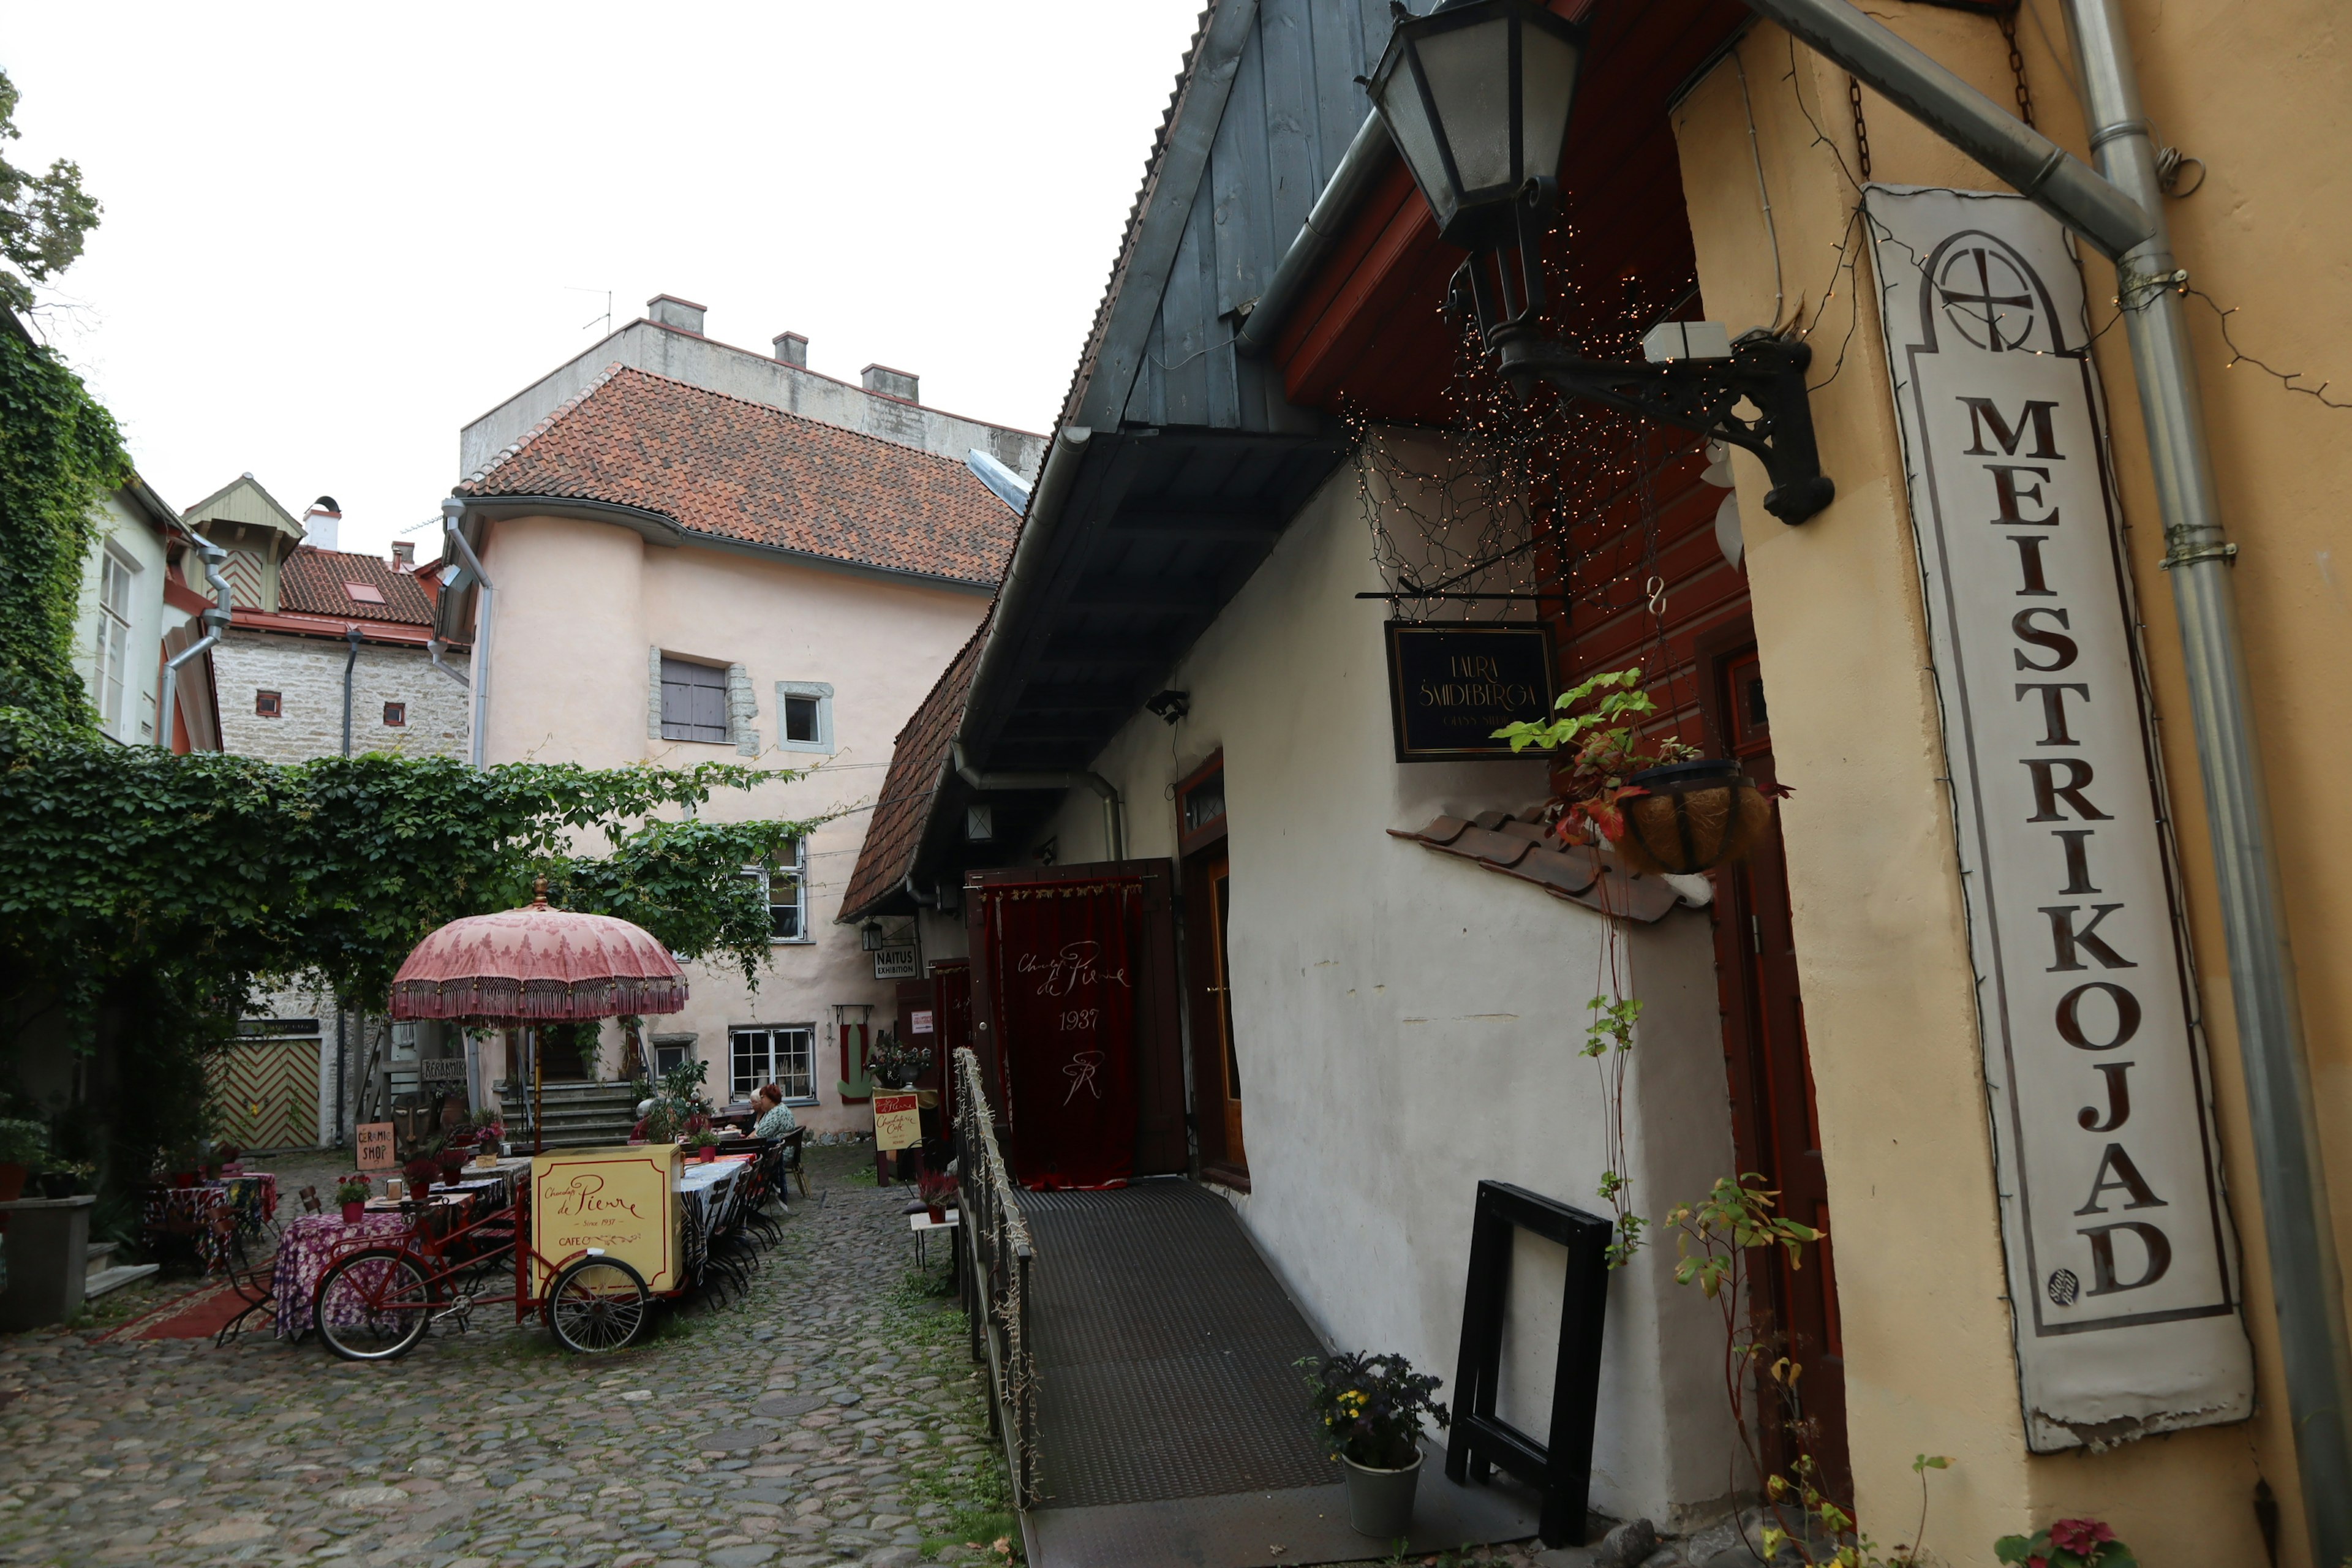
[160, 532, 232, 752]
[950, 741, 1125, 863]
[2060, 1, 2352, 1550]
[442, 497, 494, 767]
[339, 624, 361, 758]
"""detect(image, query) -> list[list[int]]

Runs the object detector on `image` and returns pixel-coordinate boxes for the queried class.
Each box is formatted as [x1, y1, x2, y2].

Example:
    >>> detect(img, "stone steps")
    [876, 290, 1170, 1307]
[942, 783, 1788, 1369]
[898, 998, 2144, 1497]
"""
[85, 1238, 159, 1298]
[498, 1081, 641, 1149]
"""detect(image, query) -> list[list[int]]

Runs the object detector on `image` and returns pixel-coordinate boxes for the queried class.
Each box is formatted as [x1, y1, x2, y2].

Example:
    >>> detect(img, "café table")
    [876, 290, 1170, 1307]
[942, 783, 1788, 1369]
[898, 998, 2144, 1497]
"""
[677, 1153, 756, 1285]
[141, 1172, 279, 1272]
[271, 1210, 413, 1340]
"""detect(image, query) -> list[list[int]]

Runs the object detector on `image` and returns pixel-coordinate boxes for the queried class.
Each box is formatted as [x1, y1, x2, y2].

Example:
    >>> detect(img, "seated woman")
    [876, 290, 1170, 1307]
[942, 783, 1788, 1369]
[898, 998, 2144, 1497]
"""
[751, 1083, 796, 1141]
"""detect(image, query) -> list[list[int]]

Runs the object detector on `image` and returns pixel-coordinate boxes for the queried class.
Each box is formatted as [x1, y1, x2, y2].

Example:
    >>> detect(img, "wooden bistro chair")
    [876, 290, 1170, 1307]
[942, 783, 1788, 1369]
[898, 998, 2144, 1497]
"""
[207, 1207, 277, 1348]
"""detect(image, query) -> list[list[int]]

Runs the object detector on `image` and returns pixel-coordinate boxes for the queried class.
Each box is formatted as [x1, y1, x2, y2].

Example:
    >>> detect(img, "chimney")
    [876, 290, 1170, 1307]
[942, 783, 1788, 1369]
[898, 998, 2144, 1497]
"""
[861, 364, 919, 404]
[302, 496, 342, 551]
[773, 332, 809, 368]
[391, 540, 416, 571]
[646, 294, 707, 334]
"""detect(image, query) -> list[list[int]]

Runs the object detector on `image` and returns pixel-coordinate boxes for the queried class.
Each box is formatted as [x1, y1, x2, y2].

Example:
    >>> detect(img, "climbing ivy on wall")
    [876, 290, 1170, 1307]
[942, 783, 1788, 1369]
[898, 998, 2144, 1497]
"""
[0, 324, 128, 733]
[0, 729, 820, 1180]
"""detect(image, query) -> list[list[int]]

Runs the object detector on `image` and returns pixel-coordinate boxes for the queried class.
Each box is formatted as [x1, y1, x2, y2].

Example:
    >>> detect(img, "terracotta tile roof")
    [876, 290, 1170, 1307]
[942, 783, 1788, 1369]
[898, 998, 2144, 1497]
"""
[841, 619, 989, 919]
[277, 546, 437, 626]
[1386, 810, 1713, 924]
[458, 364, 1017, 587]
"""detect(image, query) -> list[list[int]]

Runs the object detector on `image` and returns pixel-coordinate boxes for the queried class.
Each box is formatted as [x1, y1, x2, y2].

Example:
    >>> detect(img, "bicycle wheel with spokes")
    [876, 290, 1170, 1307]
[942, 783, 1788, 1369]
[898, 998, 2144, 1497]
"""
[314, 1248, 436, 1361]
[545, 1255, 650, 1354]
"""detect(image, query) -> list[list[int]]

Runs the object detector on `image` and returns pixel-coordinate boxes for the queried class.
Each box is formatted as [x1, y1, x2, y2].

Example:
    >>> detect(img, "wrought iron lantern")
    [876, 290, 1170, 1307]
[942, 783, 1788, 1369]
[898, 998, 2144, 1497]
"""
[1366, 0, 1836, 524]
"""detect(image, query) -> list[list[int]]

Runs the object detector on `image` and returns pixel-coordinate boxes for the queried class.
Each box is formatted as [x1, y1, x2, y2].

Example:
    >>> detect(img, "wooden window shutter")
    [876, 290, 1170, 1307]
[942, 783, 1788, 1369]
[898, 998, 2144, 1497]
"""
[660, 657, 731, 743]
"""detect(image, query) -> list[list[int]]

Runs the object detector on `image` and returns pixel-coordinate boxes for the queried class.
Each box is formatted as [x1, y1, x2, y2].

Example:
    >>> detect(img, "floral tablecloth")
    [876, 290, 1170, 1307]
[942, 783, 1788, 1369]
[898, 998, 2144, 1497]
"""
[140, 1174, 279, 1272]
[272, 1211, 412, 1340]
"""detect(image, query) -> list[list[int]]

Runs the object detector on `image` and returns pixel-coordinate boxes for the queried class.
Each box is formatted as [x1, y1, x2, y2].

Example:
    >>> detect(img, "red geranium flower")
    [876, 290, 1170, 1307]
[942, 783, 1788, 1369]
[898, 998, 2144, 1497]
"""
[2049, 1520, 2116, 1556]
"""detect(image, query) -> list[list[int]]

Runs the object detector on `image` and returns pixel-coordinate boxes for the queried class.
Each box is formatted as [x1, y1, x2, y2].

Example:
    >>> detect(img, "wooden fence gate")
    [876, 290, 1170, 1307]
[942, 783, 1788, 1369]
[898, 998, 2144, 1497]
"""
[209, 1035, 322, 1152]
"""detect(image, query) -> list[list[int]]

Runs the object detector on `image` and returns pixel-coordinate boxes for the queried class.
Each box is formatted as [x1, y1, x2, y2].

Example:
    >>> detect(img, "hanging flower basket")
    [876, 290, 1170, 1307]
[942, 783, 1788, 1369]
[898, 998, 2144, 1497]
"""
[1617, 759, 1771, 875]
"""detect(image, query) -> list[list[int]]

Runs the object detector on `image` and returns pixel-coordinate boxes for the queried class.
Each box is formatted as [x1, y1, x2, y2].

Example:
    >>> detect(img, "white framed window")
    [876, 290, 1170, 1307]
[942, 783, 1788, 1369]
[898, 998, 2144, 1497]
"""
[731, 1025, 816, 1103]
[741, 839, 809, 943]
[775, 680, 834, 754]
[94, 546, 137, 737]
[660, 656, 731, 743]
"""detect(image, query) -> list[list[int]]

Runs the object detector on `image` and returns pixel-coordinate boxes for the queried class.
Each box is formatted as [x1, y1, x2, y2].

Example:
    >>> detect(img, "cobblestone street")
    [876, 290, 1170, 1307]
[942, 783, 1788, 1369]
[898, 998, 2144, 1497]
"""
[0, 1146, 1020, 1568]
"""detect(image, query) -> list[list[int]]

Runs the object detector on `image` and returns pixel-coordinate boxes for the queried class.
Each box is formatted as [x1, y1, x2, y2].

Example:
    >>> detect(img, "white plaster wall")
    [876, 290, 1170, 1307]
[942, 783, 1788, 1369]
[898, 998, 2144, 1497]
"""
[70, 492, 170, 744]
[1027, 464, 1743, 1526]
[481, 513, 993, 1134]
[459, 320, 1046, 483]
[213, 633, 470, 763]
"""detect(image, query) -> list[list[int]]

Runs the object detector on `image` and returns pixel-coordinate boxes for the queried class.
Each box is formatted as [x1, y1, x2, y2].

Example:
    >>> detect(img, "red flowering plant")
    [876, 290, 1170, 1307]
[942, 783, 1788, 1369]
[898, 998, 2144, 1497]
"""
[1996, 1518, 2136, 1568]
[1493, 668, 1698, 848]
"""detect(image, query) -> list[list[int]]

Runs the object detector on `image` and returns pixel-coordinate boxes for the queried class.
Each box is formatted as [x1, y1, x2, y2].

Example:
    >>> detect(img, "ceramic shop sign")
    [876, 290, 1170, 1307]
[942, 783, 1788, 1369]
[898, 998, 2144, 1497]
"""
[873, 1091, 922, 1153]
[356, 1123, 395, 1171]
[1868, 184, 2252, 1449]
[1384, 621, 1558, 763]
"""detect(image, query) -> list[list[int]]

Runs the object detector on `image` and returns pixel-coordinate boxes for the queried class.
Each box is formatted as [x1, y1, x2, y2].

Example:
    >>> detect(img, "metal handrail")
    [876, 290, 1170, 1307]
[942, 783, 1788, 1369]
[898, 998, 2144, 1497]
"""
[952, 1047, 1039, 1506]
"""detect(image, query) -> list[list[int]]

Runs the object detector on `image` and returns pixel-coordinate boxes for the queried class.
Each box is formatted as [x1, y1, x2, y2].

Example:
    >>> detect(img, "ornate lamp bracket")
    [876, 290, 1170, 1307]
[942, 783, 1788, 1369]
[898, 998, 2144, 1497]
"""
[1493, 330, 1836, 525]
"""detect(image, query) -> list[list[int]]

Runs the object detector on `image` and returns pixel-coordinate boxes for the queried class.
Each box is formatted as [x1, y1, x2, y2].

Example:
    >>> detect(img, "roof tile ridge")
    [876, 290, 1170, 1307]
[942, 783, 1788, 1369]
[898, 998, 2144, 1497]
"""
[459, 361, 632, 489]
[598, 362, 998, 478]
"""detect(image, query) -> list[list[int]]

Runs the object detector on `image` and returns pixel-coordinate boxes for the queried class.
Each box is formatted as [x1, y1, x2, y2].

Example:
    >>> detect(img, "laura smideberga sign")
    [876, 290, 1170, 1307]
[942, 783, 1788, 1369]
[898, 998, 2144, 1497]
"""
[1869, 185, 2252, 1448]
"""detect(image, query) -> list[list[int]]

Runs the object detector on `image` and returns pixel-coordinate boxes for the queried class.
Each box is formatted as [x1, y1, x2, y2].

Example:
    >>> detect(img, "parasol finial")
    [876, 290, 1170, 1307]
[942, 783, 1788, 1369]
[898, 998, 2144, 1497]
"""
[532, 875, 550, 910]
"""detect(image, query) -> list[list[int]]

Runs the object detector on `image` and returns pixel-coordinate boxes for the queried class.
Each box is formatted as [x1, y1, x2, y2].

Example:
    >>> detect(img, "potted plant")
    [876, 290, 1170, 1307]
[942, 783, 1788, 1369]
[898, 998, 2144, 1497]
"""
[685, 1114, 718, 1163]
[869, 1027, 934, 1090]
[1996, 1519, 2136, 1568]
[0, 1121, 48, 1203]
[1495, 667, 1777, 875]
[918, 1169, 957, 1224]
[1300, 1351, 1450, 1540]
[472, 1110, 505, 1163]
[435, 1142, 468, 1189]
[334, 1174, 371, 1224]
[401, 1155, 439, 1202]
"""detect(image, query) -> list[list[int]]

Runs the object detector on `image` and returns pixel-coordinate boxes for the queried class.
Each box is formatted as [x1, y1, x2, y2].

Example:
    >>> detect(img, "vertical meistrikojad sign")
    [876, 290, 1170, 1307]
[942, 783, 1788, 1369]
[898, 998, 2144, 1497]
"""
[1868, 185, 2252, 1448]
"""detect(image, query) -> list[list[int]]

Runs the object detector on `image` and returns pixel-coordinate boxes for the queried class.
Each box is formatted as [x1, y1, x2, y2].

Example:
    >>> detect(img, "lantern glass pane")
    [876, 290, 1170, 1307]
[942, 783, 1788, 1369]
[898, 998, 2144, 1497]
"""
[1417, 17, 1516, 195]
[1518, 22, 1581, 185]
[1371, 49, 1458, 238]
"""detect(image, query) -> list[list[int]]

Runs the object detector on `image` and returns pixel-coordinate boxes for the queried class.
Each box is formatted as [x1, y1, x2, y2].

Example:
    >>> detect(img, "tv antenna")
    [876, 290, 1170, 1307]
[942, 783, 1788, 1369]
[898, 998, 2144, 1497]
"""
[564, 285, 613, 337]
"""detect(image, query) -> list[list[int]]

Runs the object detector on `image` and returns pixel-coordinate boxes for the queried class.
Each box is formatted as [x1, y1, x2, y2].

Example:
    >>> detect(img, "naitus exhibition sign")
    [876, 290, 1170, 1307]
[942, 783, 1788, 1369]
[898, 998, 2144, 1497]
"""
[1868, 185, 2252, 1448]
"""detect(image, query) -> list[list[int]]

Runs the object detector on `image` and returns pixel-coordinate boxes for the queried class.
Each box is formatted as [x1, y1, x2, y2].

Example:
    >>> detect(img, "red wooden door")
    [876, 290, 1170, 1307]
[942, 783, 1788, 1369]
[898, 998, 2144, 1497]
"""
[1708, 646, 1849, 1495]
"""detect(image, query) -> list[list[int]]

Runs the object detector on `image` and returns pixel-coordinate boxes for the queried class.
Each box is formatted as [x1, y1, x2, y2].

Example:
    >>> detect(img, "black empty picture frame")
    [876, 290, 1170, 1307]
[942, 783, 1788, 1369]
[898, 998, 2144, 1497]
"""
[1446, 1180, 1614, 1548]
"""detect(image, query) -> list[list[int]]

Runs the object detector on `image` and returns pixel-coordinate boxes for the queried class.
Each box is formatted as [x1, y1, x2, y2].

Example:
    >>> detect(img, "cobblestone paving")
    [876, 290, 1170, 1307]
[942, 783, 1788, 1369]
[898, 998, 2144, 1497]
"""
[0, 1146, 1020, 1568]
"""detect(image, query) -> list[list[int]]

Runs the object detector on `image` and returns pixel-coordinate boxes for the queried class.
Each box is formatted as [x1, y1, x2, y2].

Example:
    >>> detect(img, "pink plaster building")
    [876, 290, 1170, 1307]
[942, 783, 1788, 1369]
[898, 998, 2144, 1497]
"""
[434, 301, 1041, 1138]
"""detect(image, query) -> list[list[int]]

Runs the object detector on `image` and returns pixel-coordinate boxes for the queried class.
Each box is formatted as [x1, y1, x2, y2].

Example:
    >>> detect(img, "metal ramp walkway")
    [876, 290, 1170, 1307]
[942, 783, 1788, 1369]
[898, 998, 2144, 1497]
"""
[1017, 1180, 1540, 1568]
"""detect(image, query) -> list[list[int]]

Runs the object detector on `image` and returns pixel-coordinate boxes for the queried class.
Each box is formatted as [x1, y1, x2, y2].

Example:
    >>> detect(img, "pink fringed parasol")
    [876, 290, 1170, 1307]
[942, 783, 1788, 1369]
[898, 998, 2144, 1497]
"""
[389, 881, 687, 1154]
[390, 888, 687, 1022]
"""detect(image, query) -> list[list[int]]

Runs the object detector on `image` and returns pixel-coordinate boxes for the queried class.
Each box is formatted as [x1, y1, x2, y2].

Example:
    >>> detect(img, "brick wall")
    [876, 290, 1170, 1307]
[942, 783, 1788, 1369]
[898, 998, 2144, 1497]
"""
[213, 631, 470, 763]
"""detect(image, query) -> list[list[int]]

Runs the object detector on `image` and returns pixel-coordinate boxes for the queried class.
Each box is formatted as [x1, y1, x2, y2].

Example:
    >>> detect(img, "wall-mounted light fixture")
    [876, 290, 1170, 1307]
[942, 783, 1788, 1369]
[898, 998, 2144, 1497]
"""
[1365, 0, 1834, 524]
[1145, 689, 1191, 726]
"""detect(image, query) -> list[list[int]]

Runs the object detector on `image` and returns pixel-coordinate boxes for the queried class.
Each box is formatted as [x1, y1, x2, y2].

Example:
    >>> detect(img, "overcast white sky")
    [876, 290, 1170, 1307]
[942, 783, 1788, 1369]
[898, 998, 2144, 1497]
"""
[6, 2, 1207, 561]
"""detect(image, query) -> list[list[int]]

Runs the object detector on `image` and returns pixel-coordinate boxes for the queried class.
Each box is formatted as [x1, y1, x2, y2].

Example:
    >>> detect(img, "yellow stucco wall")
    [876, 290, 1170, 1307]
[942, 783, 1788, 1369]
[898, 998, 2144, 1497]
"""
[1671, 4, 2343, 1561]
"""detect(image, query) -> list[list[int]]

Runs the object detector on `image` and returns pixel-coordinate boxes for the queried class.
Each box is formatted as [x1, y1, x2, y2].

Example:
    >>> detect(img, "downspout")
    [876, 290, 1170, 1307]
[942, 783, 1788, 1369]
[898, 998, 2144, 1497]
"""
[2060, 2, 2351, 1552]
[1747, 0, 2352, 1550]
[441, 496, 494, 768]
[951, 740, 1125, 864]
[339, 624, 361, 758]
[1234, 111, 1395, 356]
[160, 532, 232, 752]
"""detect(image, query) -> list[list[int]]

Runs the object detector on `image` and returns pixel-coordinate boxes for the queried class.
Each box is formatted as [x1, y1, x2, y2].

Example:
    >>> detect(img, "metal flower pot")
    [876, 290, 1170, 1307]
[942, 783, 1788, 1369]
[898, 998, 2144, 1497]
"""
[1341, 1447, 1423, 1539]
[1619, 758, 1770, 875]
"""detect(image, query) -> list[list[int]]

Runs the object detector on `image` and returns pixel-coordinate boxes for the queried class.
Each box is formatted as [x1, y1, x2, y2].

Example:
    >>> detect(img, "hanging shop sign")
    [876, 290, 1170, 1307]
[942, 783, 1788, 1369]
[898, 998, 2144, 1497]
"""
[1868, 185, 2252, 1449]
[873, 946, 919, 981]
[1384, 622, 1558, 763]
